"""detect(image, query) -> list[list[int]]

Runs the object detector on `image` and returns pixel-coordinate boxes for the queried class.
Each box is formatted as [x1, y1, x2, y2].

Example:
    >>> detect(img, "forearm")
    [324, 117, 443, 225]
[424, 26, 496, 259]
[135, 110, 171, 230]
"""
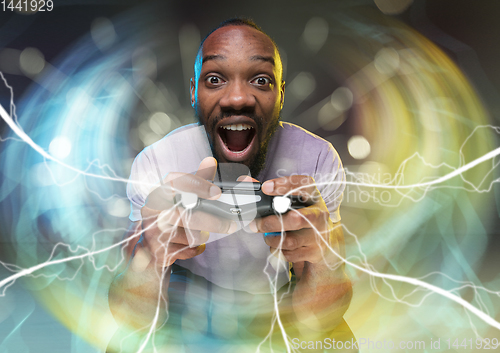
[291, 260, 352, 332]
[108, 250, 171, 331]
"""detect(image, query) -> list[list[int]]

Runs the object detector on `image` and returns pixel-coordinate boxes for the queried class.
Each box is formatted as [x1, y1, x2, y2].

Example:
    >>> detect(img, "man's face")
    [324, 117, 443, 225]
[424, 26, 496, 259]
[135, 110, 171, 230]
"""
[190, 25, 285, 177]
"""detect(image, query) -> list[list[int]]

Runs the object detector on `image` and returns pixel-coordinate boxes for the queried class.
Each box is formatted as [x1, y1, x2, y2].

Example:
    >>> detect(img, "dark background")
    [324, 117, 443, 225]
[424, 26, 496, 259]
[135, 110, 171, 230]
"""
[5, 0, 498, 258]
[1, 0, 500, 118]
[0, 0, 499, 351]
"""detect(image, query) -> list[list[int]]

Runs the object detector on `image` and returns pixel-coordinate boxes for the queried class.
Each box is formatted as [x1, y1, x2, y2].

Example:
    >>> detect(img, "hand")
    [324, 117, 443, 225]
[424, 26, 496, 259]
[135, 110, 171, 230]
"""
[139, 157, 238, 269]
[109, 158, 239, 334]
[249, 175, 343, 267]
[248, 175, 350, 332]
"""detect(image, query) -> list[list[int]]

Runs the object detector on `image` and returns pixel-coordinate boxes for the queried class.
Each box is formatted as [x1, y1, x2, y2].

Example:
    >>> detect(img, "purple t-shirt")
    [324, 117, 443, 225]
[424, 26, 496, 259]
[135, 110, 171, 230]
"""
[127, 122, 345, 294]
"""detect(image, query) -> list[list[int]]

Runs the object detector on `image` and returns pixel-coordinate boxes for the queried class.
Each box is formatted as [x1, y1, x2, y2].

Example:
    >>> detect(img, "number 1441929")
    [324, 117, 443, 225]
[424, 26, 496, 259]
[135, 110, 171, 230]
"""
[446, 338, 499, 350]
[1, 0, 54, 12]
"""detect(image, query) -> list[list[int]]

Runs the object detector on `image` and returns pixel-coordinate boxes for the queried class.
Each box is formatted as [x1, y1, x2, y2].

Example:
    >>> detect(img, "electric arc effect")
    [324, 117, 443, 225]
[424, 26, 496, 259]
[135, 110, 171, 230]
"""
[0, 3, 499, 353]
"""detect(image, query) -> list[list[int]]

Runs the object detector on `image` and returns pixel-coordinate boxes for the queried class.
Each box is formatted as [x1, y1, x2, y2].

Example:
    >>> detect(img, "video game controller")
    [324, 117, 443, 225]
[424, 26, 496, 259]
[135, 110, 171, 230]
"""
[174, 181, 312, 221]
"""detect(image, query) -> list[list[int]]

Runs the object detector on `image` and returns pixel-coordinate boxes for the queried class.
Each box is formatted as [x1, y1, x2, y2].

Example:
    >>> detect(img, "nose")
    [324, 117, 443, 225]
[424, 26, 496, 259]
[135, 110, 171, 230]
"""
[219, 81, 256, 111]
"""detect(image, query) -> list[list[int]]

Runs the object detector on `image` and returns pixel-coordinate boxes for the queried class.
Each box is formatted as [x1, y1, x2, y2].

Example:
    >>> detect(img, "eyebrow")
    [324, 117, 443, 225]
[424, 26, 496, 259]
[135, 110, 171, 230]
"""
[201, 54, 275, 66]
[250, 55, 275, 66]
[202, 54, 226, 64]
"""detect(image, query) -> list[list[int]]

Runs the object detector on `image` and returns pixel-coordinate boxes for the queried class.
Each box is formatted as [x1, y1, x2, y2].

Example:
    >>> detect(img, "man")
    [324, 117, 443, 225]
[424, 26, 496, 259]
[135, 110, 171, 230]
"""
[108, 18, 354, 352]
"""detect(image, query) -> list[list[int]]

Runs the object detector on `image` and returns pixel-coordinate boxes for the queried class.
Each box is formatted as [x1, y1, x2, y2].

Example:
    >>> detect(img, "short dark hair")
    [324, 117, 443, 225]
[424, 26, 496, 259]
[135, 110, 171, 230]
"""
[193, 18, 282, 82]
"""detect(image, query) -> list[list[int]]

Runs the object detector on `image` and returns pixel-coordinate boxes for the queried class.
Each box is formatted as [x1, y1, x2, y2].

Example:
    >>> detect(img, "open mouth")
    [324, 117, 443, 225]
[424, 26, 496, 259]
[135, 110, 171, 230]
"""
[217, 123, 257, 162]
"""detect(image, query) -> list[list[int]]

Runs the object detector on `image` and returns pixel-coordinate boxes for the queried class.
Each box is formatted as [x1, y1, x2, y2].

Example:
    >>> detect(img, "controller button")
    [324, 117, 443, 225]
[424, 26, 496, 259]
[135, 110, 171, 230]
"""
[273, 196, 292, 214]
[181, 192, 198, 209]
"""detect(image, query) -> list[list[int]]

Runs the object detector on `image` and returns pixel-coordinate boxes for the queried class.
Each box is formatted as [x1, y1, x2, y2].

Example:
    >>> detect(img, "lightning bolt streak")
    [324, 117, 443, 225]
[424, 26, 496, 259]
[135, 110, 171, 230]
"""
[0, 198, 185, 295]
[1, 70, 500, 352]
[103, 195, 500, 353]
[0, 71, 160, 191]
[289, 208, 500, 331]
[339, 226, 496, 322]
[1, 75, 500, 195]
[258, 220, 293, 353]
[254, 179, 500, 352]
[116, 204, 222, 352]
[0, 233, 132, 293]
[132, 208, 187, 353]
[0, 99, 145, 186]
[339, 146, 500, 189]
[0, 200, 186, 293]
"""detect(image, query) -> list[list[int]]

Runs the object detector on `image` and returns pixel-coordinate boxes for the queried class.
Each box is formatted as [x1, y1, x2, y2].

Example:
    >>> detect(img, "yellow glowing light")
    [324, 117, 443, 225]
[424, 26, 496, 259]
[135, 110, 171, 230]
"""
[19, 47, 45, 76]
[374, 0, 413, 15]
[148, 112, 172, 135]
[374, 47, 400, 76]
[302, 17, 329, 52]
[318, 102, 345, 131]
[288, 72, 316, 100]
[348, 135, 371, 159]
[331, 87, 354, 111]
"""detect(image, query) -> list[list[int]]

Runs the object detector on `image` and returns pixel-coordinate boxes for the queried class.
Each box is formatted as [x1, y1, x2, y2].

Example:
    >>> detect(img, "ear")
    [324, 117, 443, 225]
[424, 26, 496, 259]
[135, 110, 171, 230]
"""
[279, 80, 285, 110]
[190, 78, 196, 108]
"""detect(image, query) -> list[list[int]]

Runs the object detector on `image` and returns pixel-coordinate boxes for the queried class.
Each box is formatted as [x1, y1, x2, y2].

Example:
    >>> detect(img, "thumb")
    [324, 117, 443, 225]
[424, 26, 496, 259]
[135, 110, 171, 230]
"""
[129, 247, 154, 273]
[195, 157, 217, 181]
[236, 175, 259, 182]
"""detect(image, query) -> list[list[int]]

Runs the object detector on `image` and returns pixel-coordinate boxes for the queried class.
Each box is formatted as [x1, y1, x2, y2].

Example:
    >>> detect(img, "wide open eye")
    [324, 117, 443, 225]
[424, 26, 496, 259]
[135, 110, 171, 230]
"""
[251, 76, 272, 87]
[206, 75, 224, 86]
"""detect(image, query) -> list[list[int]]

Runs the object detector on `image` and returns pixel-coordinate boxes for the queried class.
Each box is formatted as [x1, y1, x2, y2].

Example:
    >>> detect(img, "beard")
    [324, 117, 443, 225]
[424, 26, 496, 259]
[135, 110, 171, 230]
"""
[246, 116, 279, 178]
[197, 109, 280, 179]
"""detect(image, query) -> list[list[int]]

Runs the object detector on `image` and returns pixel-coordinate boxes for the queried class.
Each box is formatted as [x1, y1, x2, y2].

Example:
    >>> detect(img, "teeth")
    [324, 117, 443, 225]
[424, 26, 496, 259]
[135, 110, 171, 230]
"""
[221, 124, 253, 131]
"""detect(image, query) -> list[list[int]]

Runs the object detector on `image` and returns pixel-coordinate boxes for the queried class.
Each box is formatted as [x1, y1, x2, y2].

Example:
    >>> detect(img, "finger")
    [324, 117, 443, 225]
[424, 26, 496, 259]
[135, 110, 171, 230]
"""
[163, 172, 221, 201]
[250, 207, 326, 233]
[141, 206, 164, 244]
[139, 234, 175, 268]
[264, 228, 317, 250]
[144, 210, 211, 246]
[141, 205, 177, 243]
[195, 157, 218, 181]
[262, 175, 319, 201]
[270, 245, 322, 263]
[144, 193, 238, 235]
[178, 208, 239, 234]
[144, 236, 206, 267]
[237, 175, 259, 182]
[145, 185, 177, 210]
[141, 204, 162, 220]
[165, 243, 206, 262]
[158, 227, 210, 247]
[143, 193, 238, 237]
[130, 246, 153, 273]
[144, 159, 219, 212]
[157, 208, 239, 234]
[146, 166, 221, 212]
[141, 209, 180, 254]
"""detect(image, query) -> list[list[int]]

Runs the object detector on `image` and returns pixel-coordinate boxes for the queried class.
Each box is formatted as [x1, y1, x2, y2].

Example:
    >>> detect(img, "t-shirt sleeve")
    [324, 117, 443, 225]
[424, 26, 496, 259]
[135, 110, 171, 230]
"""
[126, 149, 162, 222]
[314, 143, 346, 223]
